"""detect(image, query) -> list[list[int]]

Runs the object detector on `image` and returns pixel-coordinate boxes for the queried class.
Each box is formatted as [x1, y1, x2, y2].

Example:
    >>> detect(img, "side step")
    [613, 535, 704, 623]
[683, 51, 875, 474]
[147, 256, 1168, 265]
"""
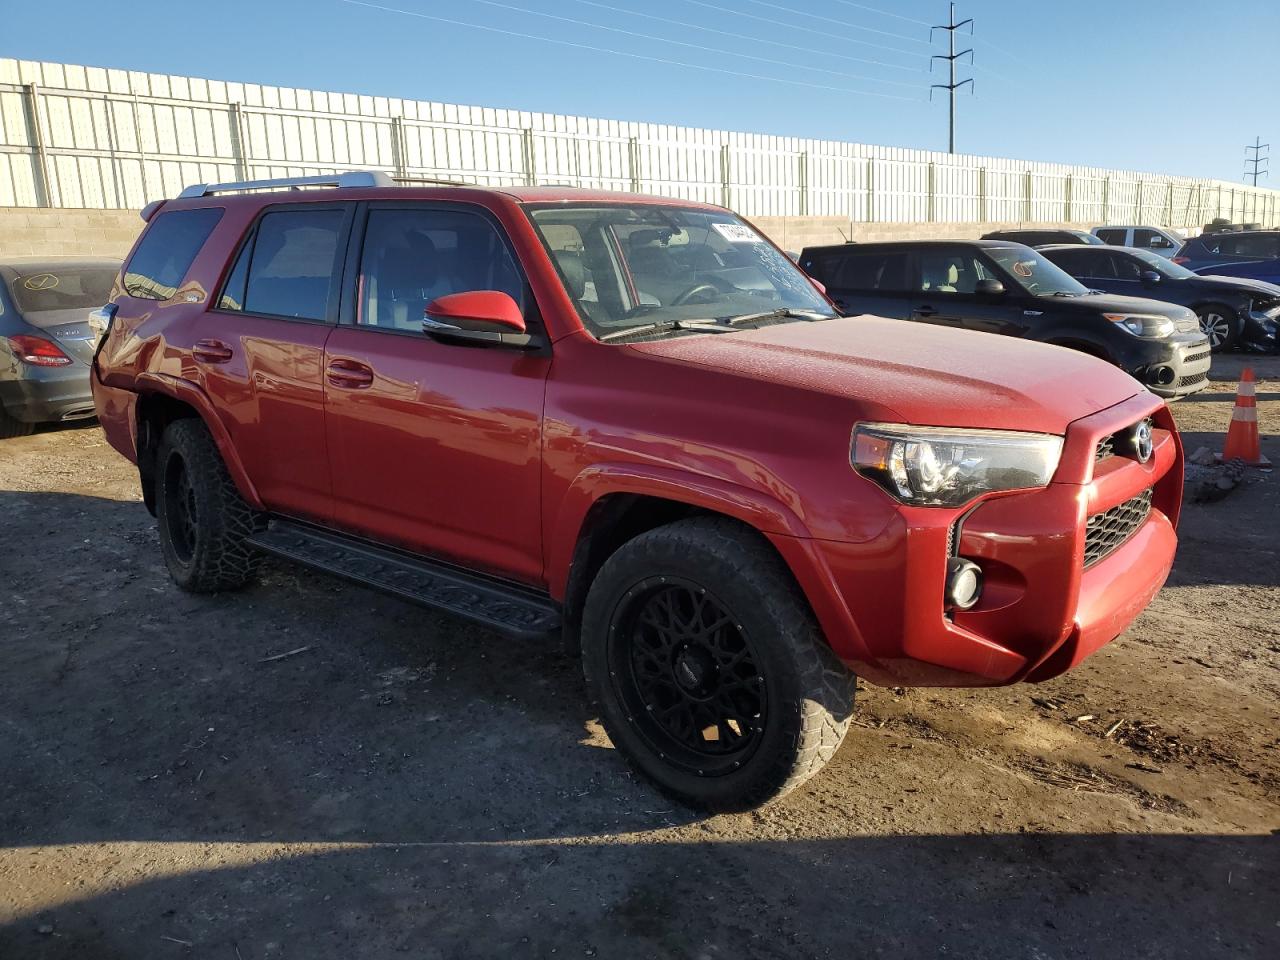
[248, 519, 561, 640]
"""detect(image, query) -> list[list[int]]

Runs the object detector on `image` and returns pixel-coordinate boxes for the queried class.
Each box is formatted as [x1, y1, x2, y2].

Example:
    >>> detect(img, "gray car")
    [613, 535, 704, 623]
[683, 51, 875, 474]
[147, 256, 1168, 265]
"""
[0, 257, 121, 438]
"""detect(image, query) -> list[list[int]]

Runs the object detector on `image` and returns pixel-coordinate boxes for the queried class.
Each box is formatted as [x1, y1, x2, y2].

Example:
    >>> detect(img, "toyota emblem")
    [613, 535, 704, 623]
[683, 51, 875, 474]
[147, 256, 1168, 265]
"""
[1131, 420, 1154, 463]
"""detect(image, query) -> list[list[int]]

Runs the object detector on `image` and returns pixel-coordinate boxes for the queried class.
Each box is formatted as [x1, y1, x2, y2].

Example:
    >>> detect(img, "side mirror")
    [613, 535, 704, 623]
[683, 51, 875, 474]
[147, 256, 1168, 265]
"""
[810, 278, 827, 296]
[975, 278, 1005, 296]
[1140, 270, 1162, 285]
[423, 290, 538, 348]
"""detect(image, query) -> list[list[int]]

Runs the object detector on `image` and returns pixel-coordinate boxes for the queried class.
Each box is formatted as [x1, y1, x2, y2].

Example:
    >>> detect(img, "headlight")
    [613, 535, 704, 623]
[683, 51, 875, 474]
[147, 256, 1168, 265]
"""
[852, 423, 1064, 507]
[1103, 312, 1175, 338]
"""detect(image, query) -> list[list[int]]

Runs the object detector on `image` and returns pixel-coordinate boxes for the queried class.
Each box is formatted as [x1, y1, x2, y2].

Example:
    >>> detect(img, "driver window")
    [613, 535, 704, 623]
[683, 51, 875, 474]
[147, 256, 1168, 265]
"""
[358, 207, 524, 332]
[918, 251, 980, 294]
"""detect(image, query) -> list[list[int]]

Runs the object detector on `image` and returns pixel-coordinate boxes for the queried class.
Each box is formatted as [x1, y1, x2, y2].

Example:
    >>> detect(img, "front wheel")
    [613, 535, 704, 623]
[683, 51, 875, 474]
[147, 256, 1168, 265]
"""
[581, 517, 856, 811]
[156, 418, 264, 592]
[1196, 305, 1241, 352]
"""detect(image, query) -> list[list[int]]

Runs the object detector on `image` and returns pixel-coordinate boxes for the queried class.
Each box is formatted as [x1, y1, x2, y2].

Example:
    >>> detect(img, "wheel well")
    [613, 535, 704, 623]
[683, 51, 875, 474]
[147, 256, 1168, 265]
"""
[135, 393, 201, 516]
[560, 495, 714, 655]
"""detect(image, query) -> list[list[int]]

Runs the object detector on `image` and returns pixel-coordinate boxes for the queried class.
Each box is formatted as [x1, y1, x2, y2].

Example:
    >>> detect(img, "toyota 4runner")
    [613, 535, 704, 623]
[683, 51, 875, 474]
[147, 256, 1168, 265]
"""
[92, 172, 1184, 810]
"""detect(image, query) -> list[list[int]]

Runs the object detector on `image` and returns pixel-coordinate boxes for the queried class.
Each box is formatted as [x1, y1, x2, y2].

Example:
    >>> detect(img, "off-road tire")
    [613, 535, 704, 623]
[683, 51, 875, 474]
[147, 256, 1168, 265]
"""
[580, 516, 856, 811]
[156, 418, 263, 592]
[1196, 304, 1241, 352]
[0, 404, 35, 439]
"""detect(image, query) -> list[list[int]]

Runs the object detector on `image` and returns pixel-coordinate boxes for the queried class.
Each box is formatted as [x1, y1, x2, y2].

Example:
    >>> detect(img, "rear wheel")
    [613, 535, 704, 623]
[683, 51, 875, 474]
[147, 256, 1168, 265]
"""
[156, 418, 264, 592]
[581, 517, 856, 811]
[1196, 304, 1240, 352]
[0, 405, 34, 439]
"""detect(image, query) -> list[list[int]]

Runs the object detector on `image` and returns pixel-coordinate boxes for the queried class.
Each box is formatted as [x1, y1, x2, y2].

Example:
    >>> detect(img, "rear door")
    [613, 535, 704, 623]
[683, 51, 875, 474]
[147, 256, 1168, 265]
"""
[321, 201, 550, 584]
[910, 246, 1027, 336]
[202, 202, 353, 522]
[813, 249, 914, 318]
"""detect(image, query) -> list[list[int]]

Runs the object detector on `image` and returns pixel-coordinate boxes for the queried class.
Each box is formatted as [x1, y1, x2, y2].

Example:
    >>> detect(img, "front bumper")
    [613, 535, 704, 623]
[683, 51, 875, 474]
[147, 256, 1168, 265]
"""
[1135, 334, 1212, 398]
[0, 361, 96, 423]
[1244, 308, 1278, 352]
[774, 391, 1181, 688]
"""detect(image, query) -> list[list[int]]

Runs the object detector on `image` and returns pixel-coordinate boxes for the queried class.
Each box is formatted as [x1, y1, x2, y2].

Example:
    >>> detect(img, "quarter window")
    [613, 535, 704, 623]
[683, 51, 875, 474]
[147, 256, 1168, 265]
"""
[357, 207, 524, 332]
[124, 207, 223, 300]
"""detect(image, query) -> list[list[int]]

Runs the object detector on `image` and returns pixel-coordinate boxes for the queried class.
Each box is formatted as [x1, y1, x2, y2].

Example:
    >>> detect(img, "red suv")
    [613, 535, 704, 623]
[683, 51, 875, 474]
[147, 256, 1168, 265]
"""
[92, 172, 1183, 810]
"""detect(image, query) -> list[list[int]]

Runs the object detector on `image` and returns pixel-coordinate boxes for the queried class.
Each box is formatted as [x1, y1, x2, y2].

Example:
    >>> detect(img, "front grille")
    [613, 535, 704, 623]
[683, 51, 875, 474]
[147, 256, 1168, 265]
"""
[1176, 371, 1208, 389]
[1084, 489, 1153, 567]
[1183, 350, 1210, 366]
[1095, 434, 1116, 461]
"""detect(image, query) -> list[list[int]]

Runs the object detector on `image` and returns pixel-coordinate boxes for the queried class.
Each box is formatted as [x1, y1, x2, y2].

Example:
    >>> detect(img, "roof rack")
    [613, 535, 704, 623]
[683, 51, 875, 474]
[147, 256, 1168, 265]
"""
[177, 170, 396, 199]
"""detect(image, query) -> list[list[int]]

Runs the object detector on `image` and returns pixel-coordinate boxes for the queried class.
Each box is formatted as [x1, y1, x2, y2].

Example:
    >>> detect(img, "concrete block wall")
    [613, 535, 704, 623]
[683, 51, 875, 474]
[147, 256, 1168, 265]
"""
[0, 207, 142, 259]
[0, 206, 1105, 262]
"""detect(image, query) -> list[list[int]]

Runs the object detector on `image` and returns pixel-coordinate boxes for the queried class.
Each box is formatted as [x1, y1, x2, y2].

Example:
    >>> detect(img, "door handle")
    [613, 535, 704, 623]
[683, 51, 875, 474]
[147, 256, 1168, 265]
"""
[327, 358, 374, 389]
[192, 338, 233, 363]
[915, 305, 938, 317]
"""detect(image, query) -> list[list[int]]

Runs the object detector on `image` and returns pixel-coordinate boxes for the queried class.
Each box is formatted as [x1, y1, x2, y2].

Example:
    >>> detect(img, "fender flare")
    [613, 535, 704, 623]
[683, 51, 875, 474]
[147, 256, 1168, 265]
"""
[134, 372, 265, 510]
[545, 461, 812, 600]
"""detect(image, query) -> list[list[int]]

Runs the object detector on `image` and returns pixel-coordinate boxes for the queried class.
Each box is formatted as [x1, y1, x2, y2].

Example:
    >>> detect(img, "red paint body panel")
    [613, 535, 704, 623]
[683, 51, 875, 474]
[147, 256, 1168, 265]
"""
[93, 184, 1183, 689]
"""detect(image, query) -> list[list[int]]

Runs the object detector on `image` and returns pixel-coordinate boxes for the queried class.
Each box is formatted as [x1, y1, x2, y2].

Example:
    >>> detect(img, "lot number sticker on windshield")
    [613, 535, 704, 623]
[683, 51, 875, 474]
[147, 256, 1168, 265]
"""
[712, 222, 763, 243]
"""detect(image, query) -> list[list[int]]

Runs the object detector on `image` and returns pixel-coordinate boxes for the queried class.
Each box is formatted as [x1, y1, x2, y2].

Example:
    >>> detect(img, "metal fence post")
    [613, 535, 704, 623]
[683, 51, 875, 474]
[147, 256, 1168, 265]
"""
[22, 83, 52, 207]
[521, 128, 536, 186]
[627, 136, 640, 194]
[1024, 170, 1032, 222]
[229, 102, 249, 181]
[798, 150, 809, 217]
[977, 165, 987, 223]
[719, 143, 731, 209]
[390, 116, 407, 178]
[865, 158, 874, 223]
[927, 162, 936, 222]
[1064, 173, 1073, 222]
[1102, 175, 1110, 222]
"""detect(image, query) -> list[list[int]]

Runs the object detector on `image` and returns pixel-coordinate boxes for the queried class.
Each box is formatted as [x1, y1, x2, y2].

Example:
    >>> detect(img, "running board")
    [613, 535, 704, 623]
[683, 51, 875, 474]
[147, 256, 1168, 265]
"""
[248, 519, 561, 640]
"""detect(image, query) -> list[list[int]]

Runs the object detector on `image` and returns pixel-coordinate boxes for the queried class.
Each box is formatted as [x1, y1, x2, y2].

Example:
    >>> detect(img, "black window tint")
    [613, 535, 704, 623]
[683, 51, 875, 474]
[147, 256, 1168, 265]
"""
[359, 207, 524, 332]
[1223, 234, 1280, 258]
[1046, 248, 1105, 278]
[831, 253, 884, 289]
[875, 252, 910, 291]
[124, 208, 223, 300]
[1095, 229, 1126, 245]
[1112, 253, 1144, 280]
[240, 209, 346, 321]
[218, 238, 251, 311]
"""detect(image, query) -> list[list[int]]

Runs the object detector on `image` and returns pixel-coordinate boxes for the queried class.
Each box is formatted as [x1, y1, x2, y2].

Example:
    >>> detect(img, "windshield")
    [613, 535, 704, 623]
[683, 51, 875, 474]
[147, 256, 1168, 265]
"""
[985, 247, 1090, 297]
[1129, 248, 1197, 279]
[8, 267, 118, 314]
[526, 204, 834, 339]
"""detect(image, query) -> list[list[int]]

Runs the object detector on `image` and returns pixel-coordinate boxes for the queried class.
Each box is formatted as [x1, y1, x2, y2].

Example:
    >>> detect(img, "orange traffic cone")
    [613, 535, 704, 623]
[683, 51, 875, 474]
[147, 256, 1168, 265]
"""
[1218, 367, 1270, 467]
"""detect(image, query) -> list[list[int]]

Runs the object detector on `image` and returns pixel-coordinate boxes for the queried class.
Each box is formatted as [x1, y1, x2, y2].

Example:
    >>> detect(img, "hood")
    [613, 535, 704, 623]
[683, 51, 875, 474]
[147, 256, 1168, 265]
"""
[1068, 292, 1194, 318]
[629, 317, 1144, 435]
[1187, 274, 1280, 300]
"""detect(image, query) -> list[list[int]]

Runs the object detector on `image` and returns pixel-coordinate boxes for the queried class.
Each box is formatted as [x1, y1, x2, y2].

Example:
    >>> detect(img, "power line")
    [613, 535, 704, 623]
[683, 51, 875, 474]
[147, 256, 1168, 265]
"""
[340, 1, 924, 101]
[569, 0, 921, 73]
[681, 0, 930, 60]
[456, 0, 920, 88]
[1245, 136, 1270, 186]
[931, 2, 973, 154]
[740, 0, 933, 45]
[832, 0, 932, 27]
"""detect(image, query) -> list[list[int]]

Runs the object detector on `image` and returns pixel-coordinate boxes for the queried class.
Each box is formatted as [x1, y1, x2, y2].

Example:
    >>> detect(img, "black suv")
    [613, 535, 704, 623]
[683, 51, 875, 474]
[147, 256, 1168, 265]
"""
[1039, 244, 1279, 353]
[799, 240, 1211, 398]
[981, 228, 1104, 246]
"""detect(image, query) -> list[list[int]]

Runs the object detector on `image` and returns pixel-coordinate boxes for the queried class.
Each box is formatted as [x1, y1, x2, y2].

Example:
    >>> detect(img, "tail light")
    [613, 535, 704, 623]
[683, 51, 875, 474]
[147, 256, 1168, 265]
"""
[8, 334, 73, 367]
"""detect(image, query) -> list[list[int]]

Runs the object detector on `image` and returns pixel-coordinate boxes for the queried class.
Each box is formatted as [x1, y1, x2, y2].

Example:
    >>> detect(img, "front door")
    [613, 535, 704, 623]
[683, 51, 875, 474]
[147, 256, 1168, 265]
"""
[910, 247, 1026, 336]
[322, 202, 550, 585]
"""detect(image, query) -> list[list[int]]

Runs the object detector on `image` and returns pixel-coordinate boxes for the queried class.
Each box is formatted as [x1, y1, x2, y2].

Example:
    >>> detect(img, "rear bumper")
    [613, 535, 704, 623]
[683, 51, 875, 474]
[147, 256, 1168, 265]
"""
[775, 392, 1181, 688]
[0, 363, 95, 423]
[90, 368, 139, 463]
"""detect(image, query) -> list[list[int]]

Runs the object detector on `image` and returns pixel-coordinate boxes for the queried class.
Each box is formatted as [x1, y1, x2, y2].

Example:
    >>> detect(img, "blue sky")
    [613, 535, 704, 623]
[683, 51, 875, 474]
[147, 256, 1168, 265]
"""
[4, 0, 1277, 181]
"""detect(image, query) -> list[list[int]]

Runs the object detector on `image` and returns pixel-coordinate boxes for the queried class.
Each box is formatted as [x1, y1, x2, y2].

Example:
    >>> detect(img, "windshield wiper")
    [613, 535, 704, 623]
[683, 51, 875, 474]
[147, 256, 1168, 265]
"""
[718, 308, 836, 325]
[597, 319, 737, 342]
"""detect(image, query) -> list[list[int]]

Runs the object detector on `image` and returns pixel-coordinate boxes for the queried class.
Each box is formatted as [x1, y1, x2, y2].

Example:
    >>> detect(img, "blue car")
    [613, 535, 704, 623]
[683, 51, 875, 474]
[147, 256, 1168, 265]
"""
[1174, 230, 1280, 285]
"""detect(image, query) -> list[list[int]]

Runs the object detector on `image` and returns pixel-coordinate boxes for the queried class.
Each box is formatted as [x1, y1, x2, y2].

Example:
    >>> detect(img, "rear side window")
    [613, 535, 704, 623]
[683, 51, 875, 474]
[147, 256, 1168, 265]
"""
[822, 252, 909, 292]
[8, 267, 119, 313]
[1218, 234, 1280, 259]
[1047, 248, 1111, 278]
[1095, 229, 1126, 245]
[124, 208, 223, 300]
[219, 208, 348, 321]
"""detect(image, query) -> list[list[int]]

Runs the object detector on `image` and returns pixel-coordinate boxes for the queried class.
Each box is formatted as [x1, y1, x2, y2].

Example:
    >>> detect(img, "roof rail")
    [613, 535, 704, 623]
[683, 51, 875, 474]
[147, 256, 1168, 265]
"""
[177, 170, 396, 199]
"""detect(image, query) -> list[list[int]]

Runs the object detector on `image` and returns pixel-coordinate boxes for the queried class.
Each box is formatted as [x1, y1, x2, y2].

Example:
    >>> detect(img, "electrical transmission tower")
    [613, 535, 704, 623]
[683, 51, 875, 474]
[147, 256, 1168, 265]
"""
[931, 2, 973, 154]
[1245, 137, 1269, 185]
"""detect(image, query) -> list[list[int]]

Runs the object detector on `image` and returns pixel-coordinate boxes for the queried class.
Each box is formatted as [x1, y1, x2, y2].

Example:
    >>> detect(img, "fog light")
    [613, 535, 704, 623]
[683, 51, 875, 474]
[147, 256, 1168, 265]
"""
[946, 557, 983, 610]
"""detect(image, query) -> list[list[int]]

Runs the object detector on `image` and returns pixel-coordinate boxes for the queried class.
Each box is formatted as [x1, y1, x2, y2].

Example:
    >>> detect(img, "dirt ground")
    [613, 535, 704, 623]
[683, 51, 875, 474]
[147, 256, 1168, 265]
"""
[1, 357, 1277, 959]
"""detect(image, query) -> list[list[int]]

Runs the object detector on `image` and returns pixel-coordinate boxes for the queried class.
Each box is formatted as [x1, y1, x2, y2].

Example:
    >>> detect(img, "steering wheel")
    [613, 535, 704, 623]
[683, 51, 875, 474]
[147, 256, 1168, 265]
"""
[670, 282, 721, 306]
